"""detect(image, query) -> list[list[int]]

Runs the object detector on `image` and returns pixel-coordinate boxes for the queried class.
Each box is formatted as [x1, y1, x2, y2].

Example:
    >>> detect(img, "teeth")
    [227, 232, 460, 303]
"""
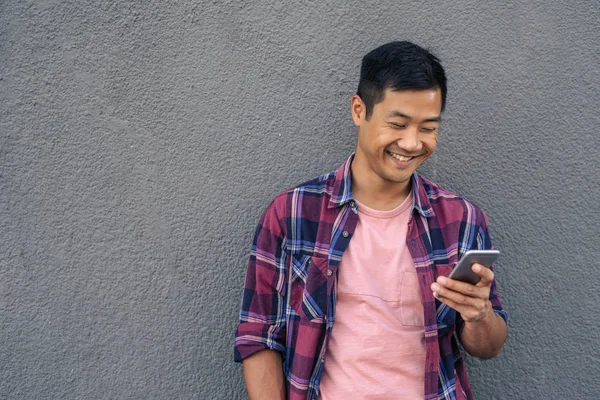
[388, 151, 413, 161]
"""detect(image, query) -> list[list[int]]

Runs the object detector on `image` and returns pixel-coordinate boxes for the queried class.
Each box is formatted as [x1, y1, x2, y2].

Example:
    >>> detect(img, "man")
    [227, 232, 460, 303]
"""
[234, 41, 508, 400]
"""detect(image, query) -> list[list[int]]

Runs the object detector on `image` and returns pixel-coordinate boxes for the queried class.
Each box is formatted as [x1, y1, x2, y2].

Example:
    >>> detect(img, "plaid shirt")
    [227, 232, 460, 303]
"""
[235, 155, 507, 400]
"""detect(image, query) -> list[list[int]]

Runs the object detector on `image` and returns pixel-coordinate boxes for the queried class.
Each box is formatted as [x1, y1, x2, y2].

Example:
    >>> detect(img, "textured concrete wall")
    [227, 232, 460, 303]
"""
[1, 0, 598, 398]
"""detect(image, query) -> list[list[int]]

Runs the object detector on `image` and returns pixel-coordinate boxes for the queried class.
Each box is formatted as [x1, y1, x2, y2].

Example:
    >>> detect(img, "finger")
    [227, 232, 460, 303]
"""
[431, 283, 480, 308]
[435, 276, 489, 299]
[435, 294, 490, 322]
[472, 263, 494, 286]
[434, 293, 459, 310]
[432, 293, 474, 318]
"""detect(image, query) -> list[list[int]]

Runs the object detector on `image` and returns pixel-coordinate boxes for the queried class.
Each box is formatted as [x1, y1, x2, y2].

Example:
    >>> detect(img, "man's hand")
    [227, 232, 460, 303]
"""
[430, 263, 493, 323]
[430, 263, 508, 359]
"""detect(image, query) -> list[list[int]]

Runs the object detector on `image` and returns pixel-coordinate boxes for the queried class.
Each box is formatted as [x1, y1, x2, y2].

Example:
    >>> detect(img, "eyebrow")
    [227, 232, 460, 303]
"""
[388, 110, 441, 123]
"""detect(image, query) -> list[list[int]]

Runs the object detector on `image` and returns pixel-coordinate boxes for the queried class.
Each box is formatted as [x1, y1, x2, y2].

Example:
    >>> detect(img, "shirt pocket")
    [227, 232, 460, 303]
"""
[434, 263, 457, 334]
[290, 254, 329, 322]
[399, 271, 425, 327]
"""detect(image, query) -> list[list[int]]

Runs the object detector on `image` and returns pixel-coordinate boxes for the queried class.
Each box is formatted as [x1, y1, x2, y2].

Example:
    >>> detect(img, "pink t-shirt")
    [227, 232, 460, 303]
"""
[318, 193, 426, 399]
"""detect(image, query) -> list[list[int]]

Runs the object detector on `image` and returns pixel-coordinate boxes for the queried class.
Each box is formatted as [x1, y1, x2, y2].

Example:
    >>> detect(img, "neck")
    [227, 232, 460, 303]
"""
[350, 155, 412, 211]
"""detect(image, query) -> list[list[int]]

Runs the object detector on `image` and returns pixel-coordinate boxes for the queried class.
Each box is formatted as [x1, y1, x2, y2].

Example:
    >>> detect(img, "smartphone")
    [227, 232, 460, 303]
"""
[447, 250, 500, 285]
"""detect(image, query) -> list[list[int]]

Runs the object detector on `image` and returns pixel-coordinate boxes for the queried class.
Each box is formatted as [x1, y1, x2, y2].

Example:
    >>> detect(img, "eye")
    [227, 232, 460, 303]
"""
[390, 123, 405, 129]
[420, 127, 437, 133]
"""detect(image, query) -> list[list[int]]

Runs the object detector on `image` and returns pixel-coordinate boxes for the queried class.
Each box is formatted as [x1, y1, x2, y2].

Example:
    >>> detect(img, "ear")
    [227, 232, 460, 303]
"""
[350, 94, 366, 127]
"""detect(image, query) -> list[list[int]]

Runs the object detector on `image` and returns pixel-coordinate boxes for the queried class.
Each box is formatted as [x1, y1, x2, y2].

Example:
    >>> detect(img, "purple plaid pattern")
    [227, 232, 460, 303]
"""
[235, 155, 507, 400]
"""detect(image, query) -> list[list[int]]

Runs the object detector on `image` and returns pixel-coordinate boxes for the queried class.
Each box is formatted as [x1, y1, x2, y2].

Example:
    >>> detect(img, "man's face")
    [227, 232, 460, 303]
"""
[351, 88, 442, 188]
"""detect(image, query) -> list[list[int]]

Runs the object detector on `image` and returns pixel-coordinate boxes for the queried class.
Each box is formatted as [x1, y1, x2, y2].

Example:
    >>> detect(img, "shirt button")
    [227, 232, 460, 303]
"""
[327, 269, 333, 276]
[342, 230, 349, 238]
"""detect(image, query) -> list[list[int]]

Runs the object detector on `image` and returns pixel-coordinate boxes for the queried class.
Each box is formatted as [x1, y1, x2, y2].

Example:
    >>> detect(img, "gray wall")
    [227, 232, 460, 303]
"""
[1, 0, 598, 398]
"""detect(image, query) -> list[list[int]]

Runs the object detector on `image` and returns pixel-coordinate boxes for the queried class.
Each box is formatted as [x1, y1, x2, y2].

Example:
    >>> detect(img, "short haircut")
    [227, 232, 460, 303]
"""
[357, 41, 447, 119]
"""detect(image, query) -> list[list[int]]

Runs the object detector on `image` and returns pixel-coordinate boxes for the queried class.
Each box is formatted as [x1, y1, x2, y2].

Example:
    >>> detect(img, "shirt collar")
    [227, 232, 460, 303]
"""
[328, 153, 435, 218]
[410, 171, 435, 218]
[328, 154, 355, 209]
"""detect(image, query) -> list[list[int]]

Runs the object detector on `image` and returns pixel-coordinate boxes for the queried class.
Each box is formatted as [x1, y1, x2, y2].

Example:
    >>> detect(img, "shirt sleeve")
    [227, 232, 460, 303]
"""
[476, 208, 508, 323]
[234, 197, 288, 362]
[456, 207, 508, 336]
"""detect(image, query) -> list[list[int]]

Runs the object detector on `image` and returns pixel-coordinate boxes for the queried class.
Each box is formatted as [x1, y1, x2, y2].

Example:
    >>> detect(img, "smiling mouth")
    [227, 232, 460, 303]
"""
[386, 150, 416, 162]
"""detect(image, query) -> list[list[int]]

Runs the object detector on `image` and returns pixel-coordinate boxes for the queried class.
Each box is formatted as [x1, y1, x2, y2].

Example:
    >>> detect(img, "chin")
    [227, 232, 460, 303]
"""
[382, 172, 413, 184]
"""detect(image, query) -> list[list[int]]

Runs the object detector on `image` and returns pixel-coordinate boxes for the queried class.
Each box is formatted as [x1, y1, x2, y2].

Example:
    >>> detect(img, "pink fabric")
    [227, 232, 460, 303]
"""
[318, 193, 426, 399]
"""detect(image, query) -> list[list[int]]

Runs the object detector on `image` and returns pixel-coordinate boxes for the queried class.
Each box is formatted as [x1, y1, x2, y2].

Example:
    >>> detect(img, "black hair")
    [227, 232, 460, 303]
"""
[357, 41, 447, 119]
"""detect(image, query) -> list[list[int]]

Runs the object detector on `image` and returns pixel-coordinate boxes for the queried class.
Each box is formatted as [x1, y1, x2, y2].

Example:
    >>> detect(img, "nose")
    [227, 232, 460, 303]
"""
[396, 127, 422, 153]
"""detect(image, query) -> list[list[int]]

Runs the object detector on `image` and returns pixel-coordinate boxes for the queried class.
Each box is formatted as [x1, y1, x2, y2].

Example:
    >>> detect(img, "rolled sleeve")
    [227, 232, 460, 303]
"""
[234, 197, 288, 362]
[456, 208, 508, 335]
[475, 209, 508, 324]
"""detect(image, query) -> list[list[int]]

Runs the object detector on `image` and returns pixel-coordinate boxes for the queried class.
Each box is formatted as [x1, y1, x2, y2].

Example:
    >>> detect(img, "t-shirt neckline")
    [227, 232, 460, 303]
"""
[354, 191, 413, 219]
